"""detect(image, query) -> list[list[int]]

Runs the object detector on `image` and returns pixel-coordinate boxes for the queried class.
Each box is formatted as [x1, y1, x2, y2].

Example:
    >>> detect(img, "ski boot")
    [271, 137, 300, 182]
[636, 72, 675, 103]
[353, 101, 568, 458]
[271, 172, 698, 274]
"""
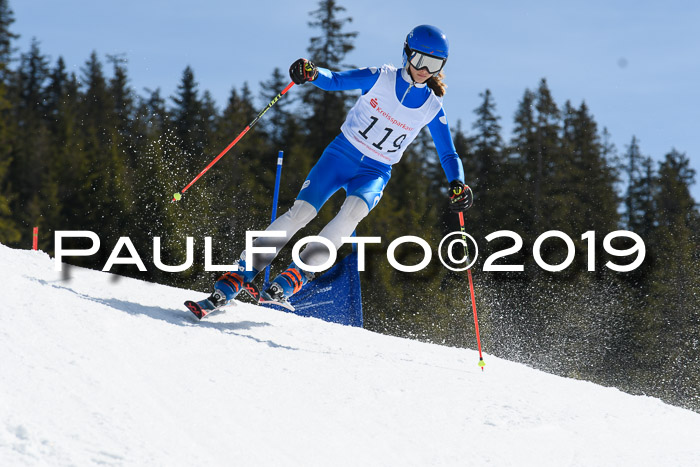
[185, 289, 229, 320]
[259, 262, 314, 312]
[185, 253, 260, 320]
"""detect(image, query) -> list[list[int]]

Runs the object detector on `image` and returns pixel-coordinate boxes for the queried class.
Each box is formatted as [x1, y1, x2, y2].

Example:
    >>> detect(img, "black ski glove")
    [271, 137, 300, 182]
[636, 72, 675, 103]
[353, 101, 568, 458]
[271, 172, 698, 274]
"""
[449, 180, 473, 212]
[289, 58, 318, 85]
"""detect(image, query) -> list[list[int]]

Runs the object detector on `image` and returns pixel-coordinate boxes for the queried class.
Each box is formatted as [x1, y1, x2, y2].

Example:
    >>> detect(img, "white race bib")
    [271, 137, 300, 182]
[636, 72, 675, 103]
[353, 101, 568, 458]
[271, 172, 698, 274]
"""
[341, 65, 442, 165]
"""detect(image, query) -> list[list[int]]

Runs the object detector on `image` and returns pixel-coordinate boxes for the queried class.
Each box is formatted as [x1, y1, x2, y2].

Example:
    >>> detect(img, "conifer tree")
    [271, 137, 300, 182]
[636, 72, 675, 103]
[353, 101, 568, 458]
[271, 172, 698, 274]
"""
[307, 0, 357, 69]
[623, 136, 655, 238]
[44, 57, 68, 122]
[509, 88, 537, 237]
[468, 89, 519, 236]
[77, 51, 111, 236]
[142, 87, 169, 134]
[0, 158, 18, 243]
[0, 0, 17, 81]
[471, 90, 503, 185]
[561, 101, 619, 239]
[201, 90, 217, 137]
[259, 67, 295, 149]
[655, 149, 696, 230]
[0, 0, 18, 243]
[532, 79, 564, 233]
[8, 38, 51, 234]
[81, 51, 113, 138]
[75, 52, 136, 266]
[171, 66, 207, 160]
[303, 0, 357, 157]
[107, 54, 137, 168]
[0, 78, 18, 243]
[642, 150, 700, 408]
[45, 62, 86, 234]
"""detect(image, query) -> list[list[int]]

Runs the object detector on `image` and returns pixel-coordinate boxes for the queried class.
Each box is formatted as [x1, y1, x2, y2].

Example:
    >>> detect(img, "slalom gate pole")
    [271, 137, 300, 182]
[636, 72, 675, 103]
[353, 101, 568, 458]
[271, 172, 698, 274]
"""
[458, 211, 485, 371]
[264, 150, 284, 286]
[173, 82, 295, 201]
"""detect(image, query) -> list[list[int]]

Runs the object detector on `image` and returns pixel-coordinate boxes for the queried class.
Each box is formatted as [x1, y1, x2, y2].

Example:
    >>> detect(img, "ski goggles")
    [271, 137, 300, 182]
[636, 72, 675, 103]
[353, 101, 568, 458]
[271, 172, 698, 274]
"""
[406, 48, 446, 74]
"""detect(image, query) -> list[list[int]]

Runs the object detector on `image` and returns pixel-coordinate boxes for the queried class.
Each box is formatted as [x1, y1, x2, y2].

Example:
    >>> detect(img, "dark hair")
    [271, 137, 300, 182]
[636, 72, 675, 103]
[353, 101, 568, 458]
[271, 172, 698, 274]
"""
[427, 72, 447, 97]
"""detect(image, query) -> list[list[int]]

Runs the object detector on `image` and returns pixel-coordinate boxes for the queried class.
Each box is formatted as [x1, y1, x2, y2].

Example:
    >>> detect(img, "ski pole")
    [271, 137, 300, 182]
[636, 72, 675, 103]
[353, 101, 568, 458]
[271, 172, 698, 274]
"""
[458, 211, 485, 370]
[172, 82, 295, 202]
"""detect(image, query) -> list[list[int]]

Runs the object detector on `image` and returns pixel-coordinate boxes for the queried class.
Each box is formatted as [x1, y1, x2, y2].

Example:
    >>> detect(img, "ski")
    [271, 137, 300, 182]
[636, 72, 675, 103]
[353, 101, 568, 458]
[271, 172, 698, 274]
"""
[259, 291, 296, 312]
[184, 298, 229, 320]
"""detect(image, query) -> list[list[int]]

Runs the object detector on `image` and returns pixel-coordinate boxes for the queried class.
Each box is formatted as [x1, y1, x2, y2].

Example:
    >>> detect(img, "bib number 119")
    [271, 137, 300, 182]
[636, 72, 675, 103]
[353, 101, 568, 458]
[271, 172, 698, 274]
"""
[358, 116, 407, 153]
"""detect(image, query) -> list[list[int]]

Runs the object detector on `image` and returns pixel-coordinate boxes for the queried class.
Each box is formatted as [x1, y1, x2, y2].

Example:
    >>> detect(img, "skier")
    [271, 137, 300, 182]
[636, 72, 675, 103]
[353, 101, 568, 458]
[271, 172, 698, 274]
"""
[186, 24, 473, 319]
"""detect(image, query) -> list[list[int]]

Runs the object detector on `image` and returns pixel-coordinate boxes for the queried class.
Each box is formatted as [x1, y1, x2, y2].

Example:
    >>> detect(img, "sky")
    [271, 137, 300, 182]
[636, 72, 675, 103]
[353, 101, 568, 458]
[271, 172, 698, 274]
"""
[11, 0, 700, 201]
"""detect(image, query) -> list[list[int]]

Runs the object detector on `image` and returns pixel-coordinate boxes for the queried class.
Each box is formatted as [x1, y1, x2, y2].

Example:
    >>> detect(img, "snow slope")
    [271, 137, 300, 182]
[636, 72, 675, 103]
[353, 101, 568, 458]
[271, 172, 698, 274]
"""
[1, 243, 699, 467]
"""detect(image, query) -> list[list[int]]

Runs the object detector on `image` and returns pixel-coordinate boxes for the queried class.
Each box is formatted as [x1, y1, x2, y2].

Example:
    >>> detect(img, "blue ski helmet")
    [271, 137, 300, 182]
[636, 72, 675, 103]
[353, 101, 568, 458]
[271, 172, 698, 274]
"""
[403, 25, 449, 75]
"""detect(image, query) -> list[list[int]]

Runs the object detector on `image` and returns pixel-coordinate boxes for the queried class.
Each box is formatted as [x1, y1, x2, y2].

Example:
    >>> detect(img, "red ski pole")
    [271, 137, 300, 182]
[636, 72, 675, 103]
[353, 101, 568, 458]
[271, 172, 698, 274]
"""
[172, 81, 295, 202]
[458, 211, 485, 370]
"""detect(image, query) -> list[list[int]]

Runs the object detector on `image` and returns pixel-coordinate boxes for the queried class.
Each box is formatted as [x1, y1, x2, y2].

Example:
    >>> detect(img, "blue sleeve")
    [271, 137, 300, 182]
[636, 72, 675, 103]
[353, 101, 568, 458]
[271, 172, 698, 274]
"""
[312, 67, 380, 94]
[427, 108, 465, 183]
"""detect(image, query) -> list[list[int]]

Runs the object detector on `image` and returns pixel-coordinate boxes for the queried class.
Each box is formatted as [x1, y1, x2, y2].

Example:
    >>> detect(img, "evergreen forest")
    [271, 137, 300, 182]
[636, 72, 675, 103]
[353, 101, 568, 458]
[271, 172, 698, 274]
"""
[1, 1, 698, 412]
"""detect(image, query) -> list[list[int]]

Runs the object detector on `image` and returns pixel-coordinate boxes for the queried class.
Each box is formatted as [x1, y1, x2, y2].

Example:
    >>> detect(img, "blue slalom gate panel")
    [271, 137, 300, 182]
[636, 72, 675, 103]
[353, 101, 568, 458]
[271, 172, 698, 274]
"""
[286, 251, 363, 327]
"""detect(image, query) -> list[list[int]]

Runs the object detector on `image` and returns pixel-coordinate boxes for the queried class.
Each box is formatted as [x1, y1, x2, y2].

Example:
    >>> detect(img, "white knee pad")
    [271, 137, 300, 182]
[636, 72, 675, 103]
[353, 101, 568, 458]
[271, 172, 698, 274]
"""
[339, 195, 370, 224]
[316, 196, 369, 247]
[248, 200, 318, 271]
[299, 196, 369, 268]
[285, 200, 318, 226]
[259, 200, 317, 241]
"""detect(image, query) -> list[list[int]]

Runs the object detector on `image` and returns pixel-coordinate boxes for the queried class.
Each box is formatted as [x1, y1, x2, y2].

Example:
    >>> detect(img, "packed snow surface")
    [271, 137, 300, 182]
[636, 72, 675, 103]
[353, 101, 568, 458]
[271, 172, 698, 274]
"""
[1, 243, 699, 466]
